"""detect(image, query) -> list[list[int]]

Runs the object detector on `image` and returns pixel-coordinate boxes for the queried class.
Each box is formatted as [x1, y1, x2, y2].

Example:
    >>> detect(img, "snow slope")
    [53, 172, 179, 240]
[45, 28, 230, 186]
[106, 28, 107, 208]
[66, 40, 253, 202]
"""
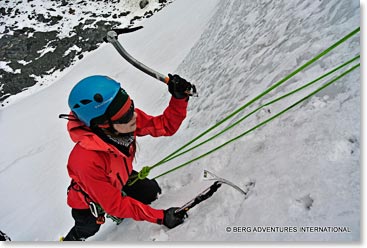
[0, 0, 361, 243]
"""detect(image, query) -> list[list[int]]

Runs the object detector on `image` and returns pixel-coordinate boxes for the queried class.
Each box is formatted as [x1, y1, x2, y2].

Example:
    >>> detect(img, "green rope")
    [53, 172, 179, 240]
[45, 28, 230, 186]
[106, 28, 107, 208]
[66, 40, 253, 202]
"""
[129, 27, 360, 184]
[147, 55, 360, 165]
[153, 63, 360, 179]
[150, 27, 360, 169]
[128, 166, 151, 186]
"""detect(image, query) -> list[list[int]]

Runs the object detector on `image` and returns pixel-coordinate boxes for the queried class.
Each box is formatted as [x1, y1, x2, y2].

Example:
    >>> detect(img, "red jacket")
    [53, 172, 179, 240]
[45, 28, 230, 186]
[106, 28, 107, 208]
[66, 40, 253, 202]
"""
[66, 97, 188, 224]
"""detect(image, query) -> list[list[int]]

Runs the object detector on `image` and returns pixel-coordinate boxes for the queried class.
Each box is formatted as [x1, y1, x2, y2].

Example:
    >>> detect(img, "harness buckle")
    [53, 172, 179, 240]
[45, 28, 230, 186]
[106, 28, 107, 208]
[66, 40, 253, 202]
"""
[89, 202, 106, 224]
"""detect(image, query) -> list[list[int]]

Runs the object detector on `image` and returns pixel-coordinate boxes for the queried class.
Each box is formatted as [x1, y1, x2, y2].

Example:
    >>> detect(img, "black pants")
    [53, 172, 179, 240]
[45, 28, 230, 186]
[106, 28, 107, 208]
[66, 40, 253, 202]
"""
[0, 230, 11, 241]
[63, 172, 161, 241]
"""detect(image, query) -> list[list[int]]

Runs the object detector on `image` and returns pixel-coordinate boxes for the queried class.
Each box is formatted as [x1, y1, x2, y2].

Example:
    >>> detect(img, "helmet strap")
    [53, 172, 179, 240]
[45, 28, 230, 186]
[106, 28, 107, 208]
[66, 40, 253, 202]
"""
[107, 118, 119, 134]
[58, 113, 79, 122]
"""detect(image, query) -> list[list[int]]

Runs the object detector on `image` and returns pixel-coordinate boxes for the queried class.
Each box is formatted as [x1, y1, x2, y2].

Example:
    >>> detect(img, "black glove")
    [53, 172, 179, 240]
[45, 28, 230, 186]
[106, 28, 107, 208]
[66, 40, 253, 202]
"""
[163, 207, 187, 229]
[168, 74, 192, 99]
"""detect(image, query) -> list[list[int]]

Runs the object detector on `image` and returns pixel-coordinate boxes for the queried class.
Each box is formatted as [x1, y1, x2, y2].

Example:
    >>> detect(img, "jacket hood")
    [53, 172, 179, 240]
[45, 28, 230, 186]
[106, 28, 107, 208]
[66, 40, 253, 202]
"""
[67, 118, 111, 152]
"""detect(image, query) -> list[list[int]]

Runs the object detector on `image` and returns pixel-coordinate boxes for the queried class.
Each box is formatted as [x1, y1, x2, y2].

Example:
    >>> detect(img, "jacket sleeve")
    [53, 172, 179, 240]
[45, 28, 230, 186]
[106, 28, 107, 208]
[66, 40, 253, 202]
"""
[69, 152, 164, 224]
[135, 96, 188, 137]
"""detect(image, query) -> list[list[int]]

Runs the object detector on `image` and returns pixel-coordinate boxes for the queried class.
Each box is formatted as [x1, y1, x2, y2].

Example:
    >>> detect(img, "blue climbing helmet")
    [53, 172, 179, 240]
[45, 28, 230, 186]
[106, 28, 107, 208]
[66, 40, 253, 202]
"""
[68, 75, 130, 127]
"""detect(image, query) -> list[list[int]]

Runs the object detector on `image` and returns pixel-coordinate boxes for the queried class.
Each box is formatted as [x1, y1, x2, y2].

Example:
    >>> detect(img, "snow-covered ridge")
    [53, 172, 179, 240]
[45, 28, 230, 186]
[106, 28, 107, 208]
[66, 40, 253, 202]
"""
[0, 0, 167, 38]
[0, 0, 172, 106]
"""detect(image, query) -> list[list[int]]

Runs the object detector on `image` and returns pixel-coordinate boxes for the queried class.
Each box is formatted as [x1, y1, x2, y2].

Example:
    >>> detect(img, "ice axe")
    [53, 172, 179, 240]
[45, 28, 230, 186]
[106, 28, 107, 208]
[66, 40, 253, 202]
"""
[104, 26, 198, 96]
[174, 170, 250, 218]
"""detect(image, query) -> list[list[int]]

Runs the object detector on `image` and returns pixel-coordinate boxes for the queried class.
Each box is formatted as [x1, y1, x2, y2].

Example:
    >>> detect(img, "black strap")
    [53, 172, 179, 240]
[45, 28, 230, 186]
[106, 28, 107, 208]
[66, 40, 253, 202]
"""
[59, 114, 79, 121]
[68, 180, 93, 205]
[68, 180, 105, 220]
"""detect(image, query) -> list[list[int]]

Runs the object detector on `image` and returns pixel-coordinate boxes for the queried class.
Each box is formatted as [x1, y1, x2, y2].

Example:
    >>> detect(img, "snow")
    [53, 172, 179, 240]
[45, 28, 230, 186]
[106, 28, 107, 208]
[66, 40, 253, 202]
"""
[0, 62, 15, 73]
[0, 0, 166, 39]
[17, 60, 32, 66]
[63, 45, 82, 57]
[0, 0, 363, 246]
[36, 45, 57, 59]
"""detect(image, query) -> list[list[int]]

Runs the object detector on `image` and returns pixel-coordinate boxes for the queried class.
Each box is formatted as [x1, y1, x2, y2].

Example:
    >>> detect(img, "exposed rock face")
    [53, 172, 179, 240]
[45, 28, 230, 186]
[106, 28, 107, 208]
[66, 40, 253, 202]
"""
[0, 0, 173, 105]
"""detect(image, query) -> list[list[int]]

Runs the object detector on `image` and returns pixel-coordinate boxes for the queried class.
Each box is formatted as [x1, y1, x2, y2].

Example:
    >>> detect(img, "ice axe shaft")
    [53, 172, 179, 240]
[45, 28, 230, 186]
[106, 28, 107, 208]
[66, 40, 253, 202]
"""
[105, 27, 169, 84]
[105, 27, 198, 97]
[174, 181, 222, 217]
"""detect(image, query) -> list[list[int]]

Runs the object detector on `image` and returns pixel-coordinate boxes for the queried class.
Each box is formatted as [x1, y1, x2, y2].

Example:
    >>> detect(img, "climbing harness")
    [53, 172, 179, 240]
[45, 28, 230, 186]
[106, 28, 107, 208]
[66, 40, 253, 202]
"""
[67, 181, 124, 225]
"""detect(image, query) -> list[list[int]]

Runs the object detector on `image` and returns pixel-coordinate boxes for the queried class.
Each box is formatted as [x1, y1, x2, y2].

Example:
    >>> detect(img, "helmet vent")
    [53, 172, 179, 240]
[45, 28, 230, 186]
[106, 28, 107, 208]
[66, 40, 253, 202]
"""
[80, 99, 92, 105]
[73, 104, 80, 109]
[94, 93, 104, 103]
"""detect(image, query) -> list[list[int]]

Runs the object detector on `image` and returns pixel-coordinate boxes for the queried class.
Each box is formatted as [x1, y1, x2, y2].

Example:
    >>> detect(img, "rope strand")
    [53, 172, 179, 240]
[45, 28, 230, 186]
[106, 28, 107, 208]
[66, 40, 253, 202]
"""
[153, 63, 360, 179]
[131, 27, 360, 183]
[150, 27, 360, 169]
[149, 55, 360, 165]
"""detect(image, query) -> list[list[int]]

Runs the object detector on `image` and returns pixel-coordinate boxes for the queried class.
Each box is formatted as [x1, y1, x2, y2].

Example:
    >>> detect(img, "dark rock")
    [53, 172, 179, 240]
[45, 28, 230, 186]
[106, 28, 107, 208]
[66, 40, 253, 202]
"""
[144, 10, 153, 18]
[7, 7, 13, 15]
[102, 13, 111, 18]
[69, 8, 75, 15]
[60, 0, 68, 7]
[140, 0, 149, 9]
[84, 19, 95, 25]
[119, 11, 130, 17]
[0, 7, 6, 16]
[130, 16, 142, 25]
[36, 14, 47, 23]
[0, 0, 175, 104]
[13, 8, 21, 17]
[49, 15, 63, 26]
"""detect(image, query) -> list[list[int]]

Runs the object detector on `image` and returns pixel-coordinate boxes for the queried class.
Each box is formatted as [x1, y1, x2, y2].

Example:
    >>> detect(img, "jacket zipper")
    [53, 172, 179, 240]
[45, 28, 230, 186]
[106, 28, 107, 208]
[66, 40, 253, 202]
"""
[116, 173, 124, 187]
[117, 157, 130, 186]
[123, 157, 130, 175]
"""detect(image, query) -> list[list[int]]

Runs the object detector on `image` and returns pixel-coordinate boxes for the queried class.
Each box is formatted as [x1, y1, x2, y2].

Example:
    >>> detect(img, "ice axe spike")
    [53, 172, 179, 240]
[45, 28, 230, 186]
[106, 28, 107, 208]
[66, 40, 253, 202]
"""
[104, 26, 198, 97]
